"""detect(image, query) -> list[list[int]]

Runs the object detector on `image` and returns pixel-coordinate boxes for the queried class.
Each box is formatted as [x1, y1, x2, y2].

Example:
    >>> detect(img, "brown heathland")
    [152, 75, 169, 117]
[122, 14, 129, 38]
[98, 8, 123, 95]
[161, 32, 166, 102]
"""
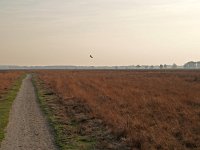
[36, 70, 200, 149]
[0, 71, 24, 97]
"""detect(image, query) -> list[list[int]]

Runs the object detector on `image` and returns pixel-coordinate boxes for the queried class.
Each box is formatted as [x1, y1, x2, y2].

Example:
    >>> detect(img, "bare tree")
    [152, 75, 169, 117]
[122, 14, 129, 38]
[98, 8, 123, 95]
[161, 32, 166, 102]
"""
[136, 65, 141, 69]
[172, 63, 177, 69]
[160, 64, 163, 69]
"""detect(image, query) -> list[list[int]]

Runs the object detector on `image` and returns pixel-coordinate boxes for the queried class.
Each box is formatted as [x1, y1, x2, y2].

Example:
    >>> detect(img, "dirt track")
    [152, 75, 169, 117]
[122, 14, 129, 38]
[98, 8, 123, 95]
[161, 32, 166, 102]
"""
[0, 75, 57, 150]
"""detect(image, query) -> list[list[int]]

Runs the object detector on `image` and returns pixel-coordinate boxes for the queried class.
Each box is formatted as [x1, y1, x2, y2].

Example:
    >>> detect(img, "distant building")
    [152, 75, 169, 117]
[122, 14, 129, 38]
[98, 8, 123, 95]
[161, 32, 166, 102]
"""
[184, 61, 197, 69]
[197, 62, 200, 68]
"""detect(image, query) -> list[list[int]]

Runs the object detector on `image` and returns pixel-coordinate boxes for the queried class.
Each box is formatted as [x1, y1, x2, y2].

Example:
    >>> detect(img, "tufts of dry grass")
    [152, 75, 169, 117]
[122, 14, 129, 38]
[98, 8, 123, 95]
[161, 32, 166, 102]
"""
[0, 71, 24, 96]
[37, 70, 200, 149]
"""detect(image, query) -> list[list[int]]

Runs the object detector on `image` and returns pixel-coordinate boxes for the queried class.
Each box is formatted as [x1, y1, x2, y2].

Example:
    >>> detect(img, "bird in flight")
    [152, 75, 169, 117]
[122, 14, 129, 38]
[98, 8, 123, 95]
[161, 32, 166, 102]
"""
[90, 55, 93, 58]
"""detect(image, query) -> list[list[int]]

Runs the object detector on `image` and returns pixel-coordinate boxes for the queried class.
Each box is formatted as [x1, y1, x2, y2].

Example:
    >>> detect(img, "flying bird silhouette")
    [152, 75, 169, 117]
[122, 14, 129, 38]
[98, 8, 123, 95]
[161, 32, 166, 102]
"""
[90, 55, 93, 58]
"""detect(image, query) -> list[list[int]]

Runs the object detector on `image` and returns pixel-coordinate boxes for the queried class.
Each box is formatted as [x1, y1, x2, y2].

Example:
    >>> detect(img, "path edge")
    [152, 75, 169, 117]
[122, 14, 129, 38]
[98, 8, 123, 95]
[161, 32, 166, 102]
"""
[0, 74, 26, 145]
[31, 74, 60, 150]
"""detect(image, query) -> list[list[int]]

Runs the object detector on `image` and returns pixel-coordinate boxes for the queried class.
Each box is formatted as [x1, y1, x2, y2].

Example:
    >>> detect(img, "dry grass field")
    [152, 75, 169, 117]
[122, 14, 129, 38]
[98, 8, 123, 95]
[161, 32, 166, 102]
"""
[0, 71, 23, 97]
[36, 70, 200, 149]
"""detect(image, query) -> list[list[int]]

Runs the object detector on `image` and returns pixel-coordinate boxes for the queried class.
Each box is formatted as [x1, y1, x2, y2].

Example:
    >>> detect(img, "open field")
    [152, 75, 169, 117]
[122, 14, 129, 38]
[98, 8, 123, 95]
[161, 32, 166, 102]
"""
[0, 71, 23, 96]
[0, 71, 24, 142]
[35, 70, 200, 149]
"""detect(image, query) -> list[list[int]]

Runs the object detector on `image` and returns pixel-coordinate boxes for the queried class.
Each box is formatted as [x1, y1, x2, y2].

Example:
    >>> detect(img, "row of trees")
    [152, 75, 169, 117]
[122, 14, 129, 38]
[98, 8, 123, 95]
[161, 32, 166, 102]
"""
[135, 61, 200, 69]
[159, 63, 177, 69]
[133, 64, 178, 69]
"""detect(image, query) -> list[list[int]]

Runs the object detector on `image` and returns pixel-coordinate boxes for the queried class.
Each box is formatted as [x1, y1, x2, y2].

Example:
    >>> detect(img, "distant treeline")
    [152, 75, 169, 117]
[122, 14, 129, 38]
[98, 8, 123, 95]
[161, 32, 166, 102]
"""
[0, 61, 200, 70]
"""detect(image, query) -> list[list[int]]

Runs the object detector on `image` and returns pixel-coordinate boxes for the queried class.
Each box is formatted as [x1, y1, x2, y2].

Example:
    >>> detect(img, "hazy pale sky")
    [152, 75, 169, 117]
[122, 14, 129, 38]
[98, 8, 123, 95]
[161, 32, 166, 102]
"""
[0, 0, 200, 66]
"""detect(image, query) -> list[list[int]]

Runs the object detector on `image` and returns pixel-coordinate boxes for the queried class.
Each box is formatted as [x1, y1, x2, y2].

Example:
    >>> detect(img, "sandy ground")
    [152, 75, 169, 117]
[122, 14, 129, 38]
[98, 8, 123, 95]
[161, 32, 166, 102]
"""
[0, 75, 57, 150]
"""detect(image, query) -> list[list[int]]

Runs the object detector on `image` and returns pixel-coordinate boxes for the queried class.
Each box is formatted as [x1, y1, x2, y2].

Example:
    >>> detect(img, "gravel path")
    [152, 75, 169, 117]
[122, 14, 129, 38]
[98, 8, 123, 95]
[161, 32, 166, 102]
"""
[0, 75, 57, 150]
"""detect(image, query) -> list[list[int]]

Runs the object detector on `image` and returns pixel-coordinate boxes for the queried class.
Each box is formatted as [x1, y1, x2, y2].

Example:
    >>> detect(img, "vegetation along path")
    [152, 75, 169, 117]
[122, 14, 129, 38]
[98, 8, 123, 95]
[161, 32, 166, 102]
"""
[0, 75, 57, 150]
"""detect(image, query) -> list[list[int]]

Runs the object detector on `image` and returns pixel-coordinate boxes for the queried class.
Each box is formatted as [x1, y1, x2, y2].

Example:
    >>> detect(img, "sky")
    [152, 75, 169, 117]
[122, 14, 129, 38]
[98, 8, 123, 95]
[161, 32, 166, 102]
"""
[0, 0, 200, 66]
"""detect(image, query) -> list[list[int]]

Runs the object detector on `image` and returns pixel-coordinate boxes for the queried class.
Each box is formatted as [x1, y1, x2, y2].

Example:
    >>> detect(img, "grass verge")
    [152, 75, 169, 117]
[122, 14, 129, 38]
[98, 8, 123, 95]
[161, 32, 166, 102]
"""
[32, 75, 97, 150]
[0, 74, 26, 143]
